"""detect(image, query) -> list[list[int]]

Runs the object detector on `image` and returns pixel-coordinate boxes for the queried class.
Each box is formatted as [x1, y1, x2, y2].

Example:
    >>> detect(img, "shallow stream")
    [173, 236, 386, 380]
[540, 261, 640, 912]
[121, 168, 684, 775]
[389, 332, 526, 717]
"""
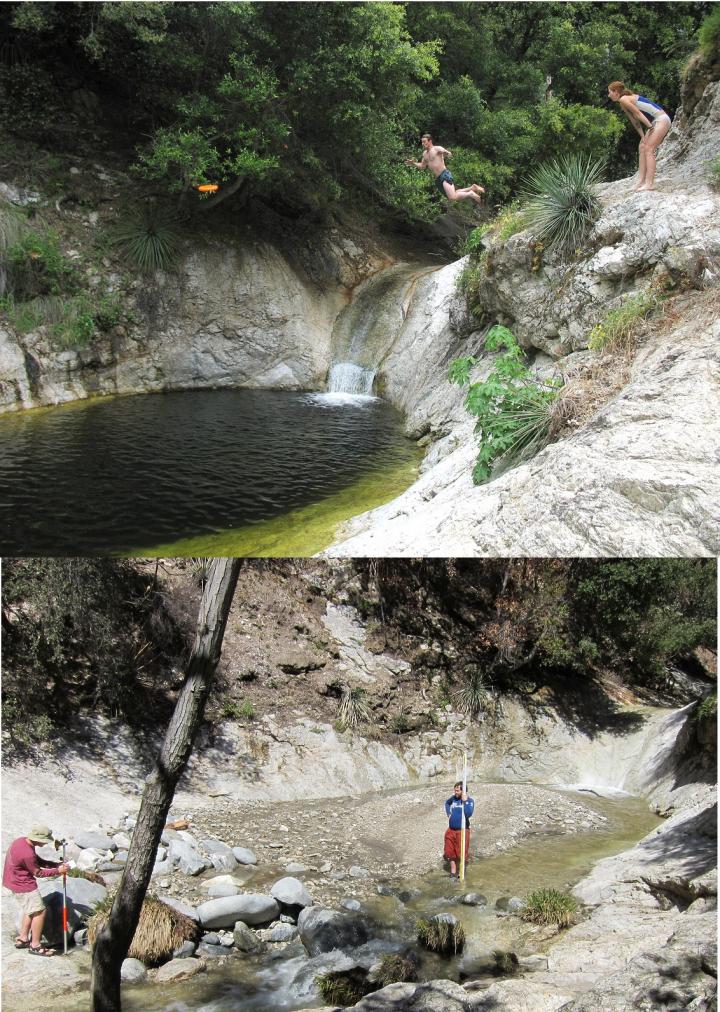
[42, 788, 660, 1012]
[0, 388, 420, 555]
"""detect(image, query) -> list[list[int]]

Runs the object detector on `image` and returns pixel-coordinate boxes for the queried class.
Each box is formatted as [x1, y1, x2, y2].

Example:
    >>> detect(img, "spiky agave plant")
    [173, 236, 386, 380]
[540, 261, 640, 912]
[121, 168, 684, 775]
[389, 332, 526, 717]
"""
[454, 669, 488, 719]
[110, 204, 181, 274]
[338, 686, 371, 731]
[522, 155, 604, 250]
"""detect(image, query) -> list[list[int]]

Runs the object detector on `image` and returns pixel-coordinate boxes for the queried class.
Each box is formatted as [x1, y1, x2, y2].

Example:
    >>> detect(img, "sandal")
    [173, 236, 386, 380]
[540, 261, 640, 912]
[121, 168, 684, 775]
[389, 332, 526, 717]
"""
[28, 945, 55, 957]
[14, 937, 30, 949]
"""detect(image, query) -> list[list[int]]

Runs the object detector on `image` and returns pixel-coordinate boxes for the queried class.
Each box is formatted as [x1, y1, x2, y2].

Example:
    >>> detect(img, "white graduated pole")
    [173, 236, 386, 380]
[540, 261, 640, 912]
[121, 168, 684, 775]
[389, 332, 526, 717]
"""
[459, 751, 468, 881]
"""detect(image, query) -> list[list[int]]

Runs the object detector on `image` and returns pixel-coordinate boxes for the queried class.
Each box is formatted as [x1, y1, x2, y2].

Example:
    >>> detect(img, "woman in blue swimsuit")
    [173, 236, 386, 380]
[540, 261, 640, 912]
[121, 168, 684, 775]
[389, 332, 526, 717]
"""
[608, 81, 672, 192]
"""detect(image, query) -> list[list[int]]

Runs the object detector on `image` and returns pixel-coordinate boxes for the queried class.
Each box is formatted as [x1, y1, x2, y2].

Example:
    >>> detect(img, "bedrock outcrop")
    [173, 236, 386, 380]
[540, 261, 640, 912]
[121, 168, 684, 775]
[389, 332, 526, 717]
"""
[0, 230, 396, 411]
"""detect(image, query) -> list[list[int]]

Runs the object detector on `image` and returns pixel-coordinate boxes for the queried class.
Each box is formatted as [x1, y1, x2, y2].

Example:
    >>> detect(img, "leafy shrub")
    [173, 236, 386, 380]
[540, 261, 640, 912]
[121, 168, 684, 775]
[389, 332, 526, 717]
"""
[449, 325, 562, 483]
[88, 894, 199, 966]
[521, 888, 578, 927]
[222, 700, 254, 721]
[338, 686, 371, 731]
[587, 292, 657, 353]
[697, 694, 716, 721]
[417, 915, 465, 954]
[522, 155, 604, 250]
[5, 230, 79, 299]
[110, 205, 181, 274]
[698, 6, 720, 58]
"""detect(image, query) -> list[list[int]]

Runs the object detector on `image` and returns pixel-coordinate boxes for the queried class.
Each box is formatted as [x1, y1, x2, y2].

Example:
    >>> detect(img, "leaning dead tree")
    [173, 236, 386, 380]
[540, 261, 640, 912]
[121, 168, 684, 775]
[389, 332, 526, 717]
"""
[91, 557, 242, 1012]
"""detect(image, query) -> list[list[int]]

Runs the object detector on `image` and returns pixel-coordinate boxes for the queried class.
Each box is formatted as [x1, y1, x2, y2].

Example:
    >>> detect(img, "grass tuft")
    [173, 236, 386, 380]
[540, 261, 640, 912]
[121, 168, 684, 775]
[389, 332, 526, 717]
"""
[417, 915, 465, 955]
[587, 292, 657, 353]
[521, 888, 578, 928]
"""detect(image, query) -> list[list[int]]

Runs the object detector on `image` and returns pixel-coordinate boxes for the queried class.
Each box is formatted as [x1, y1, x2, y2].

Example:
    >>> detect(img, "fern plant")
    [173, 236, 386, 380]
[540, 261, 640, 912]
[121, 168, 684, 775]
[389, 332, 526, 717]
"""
[110, 205, 181, 273]
[449, 325, 562, 484]
[522, 155, 604, 250]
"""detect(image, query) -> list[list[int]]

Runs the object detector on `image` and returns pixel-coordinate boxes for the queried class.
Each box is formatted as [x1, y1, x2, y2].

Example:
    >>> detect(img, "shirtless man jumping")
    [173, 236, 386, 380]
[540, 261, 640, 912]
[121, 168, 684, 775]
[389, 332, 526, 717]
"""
[405, 134, 484, 204]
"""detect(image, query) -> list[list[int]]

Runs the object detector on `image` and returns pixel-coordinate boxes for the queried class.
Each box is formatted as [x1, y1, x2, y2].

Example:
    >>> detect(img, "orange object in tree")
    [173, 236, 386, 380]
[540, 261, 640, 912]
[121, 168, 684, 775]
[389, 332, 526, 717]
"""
[196, 184, 219, 193]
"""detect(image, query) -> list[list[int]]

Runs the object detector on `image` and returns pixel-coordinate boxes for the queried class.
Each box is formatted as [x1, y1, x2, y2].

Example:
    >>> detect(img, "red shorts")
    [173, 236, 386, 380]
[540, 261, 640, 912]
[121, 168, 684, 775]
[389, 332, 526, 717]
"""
[443, 828, 470, 861]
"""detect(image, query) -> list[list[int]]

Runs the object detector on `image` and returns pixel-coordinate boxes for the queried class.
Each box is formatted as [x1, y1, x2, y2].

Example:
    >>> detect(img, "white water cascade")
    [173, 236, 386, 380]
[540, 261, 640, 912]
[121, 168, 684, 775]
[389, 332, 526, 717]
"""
[327, 362, 376, 395]
[326, 262, 435, 397]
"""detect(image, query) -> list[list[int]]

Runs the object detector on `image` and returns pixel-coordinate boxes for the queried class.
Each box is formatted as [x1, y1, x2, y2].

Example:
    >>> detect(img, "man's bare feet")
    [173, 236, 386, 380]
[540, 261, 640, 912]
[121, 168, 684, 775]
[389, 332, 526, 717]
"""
[637, 185, 655, 191]
[471, 184, 485, 194]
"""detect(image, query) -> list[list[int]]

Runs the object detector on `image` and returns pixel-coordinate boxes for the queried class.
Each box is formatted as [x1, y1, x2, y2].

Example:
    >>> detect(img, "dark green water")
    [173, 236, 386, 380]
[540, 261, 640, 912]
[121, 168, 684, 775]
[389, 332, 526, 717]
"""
[0, 389, 419, 555]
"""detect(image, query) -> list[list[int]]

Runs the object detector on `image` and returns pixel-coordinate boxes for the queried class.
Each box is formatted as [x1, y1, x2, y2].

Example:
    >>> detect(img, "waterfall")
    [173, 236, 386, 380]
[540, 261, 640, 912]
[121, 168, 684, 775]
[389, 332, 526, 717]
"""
[326, 262, 433, 396]
[327, 362, 376, 396]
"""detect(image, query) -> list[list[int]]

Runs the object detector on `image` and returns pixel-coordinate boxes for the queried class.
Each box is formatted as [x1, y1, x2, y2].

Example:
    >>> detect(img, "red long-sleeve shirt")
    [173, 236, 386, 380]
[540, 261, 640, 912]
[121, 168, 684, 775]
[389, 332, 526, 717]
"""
[2, 837, 61, 893]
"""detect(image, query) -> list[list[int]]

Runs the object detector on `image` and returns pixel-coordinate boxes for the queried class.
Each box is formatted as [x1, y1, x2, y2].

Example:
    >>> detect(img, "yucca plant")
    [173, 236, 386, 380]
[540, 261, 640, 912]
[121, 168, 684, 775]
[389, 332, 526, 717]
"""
[454, 669, 487, 719]
[522, 155, 604, 250]
[110, 204, 181, 274]
[521, 888, 578, 928]
[338, 686, 371, 731]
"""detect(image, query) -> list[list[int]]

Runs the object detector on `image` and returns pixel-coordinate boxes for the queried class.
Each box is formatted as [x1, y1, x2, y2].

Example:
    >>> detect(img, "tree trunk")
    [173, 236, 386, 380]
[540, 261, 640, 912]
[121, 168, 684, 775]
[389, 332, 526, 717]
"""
[91, 558, 242, 1012]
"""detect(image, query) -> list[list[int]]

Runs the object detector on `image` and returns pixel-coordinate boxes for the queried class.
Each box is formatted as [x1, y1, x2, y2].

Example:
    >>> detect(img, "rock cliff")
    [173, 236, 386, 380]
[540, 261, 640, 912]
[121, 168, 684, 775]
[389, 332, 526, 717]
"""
[327, 76, 720, 557]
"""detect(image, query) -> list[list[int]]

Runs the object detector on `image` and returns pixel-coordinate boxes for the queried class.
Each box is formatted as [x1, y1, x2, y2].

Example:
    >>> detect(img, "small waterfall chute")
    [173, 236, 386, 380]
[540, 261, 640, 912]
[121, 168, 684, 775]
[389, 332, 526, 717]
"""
[327, 362, 376, 396]
[325, 262, 435, 399]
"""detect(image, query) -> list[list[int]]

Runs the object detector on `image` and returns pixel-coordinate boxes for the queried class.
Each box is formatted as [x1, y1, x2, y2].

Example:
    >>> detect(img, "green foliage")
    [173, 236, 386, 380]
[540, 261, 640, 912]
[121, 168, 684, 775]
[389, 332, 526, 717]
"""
[457, 224, 492, 257]
[0, 200, 29, 253]
[0, 2, 708, 217]
[521, 888, 578, 927]
[567, 560, 717, 685]
[221, 699, 254, 721]
[697, 695, 716, 721]
[338, 686, 371, 731]
[522, 155, 604, 250]
[698, 6, 720, 57]
[391, 713, 412, 734]
[449, 325, 562, 484]
[417, 916, 465, 955]
[5, 230, 79, 299]
[2, 559, 183, 754]
[0, 290, 130, 348]
[495, 203, 527, 242]
[109, 205, 181, 274]
[588, 292, 657, 352]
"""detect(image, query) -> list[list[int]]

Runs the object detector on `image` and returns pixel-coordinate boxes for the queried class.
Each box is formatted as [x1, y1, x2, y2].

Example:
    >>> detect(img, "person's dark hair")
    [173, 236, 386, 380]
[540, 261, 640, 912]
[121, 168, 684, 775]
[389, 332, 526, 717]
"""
[422, 133, 433, 142]
[454, 781, 465, 789]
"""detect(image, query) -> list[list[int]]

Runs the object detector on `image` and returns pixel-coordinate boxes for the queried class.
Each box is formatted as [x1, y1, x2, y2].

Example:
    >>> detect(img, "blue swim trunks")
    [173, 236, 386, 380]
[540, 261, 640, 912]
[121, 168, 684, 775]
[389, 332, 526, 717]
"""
[435, 169, 453, 194]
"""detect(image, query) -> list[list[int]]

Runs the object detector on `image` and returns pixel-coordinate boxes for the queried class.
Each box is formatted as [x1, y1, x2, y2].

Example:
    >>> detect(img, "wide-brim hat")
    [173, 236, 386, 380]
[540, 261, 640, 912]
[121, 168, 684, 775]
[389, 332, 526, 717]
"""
[27, 825, 53, 845]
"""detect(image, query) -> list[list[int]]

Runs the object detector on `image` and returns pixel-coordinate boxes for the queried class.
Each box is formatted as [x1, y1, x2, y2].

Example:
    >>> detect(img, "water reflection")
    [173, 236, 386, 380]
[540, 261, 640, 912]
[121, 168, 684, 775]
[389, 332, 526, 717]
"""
[0, 389, 417, 555]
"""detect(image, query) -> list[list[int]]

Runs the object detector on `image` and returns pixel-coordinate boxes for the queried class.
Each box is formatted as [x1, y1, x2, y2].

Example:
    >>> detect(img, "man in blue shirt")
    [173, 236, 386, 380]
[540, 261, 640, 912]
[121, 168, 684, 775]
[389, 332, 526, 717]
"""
[444, 781, 475, 879]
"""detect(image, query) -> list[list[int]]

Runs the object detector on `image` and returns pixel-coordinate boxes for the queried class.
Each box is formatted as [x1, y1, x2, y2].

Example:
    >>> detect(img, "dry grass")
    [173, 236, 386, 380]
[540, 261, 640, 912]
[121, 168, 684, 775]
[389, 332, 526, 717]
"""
[417, 915, 466, 955]
[550, 286, 720, 440]
[87, 894, 199, 966]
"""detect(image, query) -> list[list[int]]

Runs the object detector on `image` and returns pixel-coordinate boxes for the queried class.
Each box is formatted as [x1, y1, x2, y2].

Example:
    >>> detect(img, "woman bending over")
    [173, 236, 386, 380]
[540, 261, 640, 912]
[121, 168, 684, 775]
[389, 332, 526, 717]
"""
[607, 81, 671, 191]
